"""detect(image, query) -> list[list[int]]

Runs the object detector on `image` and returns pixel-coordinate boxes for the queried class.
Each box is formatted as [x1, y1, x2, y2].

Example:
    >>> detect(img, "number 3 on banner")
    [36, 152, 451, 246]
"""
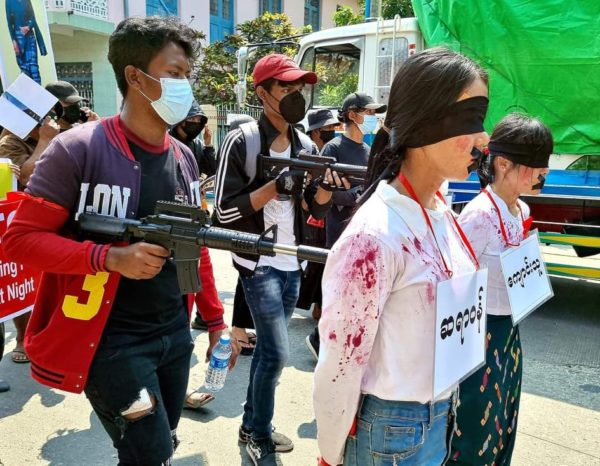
[62, 272, 110, 320]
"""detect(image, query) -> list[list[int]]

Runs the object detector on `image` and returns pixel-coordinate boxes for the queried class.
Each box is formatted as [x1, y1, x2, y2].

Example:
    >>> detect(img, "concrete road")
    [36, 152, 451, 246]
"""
[0, 249, 598, 466]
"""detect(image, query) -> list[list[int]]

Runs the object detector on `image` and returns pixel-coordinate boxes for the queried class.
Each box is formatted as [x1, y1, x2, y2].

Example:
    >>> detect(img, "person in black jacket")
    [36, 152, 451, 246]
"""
[322, 92, 386, 247]
[170, 101, 216, 177]
[214, 53, 346, 466]
[170, 101, 221, 333]
[299, 109, 340, 360]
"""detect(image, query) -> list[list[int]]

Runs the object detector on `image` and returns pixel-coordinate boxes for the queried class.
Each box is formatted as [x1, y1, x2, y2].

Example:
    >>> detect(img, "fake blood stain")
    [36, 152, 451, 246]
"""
[352, 248, 378, 289]
[426, 281, 435, 304]
[352, 326, 365, 348]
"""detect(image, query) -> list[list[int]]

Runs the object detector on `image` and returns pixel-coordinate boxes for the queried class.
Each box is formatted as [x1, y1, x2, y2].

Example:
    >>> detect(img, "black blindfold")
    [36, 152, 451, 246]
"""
[399, 96, 489, 148]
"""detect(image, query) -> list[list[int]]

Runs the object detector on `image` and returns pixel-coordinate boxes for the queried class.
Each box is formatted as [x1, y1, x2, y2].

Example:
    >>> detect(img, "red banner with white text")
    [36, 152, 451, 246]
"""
[0, 197, 40, 322]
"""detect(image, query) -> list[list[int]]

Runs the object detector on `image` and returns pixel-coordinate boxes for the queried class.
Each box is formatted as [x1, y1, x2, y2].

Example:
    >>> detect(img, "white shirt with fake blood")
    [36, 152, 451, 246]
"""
[314, 181, 478, 466]
[257, 145, 299, 271]
[458, 186, 530, 316]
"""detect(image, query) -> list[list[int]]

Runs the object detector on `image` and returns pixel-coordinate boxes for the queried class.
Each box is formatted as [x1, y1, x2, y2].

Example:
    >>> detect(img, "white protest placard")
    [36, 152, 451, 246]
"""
[433, 268, 488, 399]
[500, 230, 553, 325]
[0, 73, 57, 139]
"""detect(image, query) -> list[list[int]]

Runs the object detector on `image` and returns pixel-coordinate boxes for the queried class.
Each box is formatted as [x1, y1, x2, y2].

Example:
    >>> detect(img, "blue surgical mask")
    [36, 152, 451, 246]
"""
[137, 69, 194, 125]
[357, 114, 378, 135]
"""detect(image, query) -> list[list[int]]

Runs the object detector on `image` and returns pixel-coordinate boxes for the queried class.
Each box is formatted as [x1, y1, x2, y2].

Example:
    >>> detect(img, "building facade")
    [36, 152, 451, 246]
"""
[43, 0, 361, 115]
[216, 0, 361, 42]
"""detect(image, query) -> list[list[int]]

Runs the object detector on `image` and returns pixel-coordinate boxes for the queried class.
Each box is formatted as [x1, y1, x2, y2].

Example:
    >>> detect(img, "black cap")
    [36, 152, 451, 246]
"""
[307, 109, 338, 131]
[341, 92, 387, 113]
[45, 81, 83, 105]
[185, 101, 208, 124]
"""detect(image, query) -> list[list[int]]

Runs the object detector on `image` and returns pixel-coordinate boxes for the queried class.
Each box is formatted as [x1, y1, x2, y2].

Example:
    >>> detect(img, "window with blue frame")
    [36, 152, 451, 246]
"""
[210, 0, 234, 43]
[146, 0, 178, 16]
[260, 0, 282, 14]
[304, 0, 320, 31]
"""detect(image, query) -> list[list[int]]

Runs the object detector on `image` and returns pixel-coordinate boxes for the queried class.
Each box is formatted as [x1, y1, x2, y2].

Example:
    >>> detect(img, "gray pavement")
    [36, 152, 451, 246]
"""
[0, 249, 599, 466]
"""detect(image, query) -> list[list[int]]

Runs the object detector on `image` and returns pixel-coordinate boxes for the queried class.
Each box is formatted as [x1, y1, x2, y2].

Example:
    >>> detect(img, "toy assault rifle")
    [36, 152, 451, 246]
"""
[78, 202, 329, 294]
[259, 151, 367, 185]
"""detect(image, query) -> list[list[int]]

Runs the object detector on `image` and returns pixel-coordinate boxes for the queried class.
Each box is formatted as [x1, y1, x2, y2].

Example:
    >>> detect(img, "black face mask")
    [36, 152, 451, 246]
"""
[319, 130, 335, 143]
[468, 147, 485, 173]
[63, 105, 82, 124]
[270, 91, 307, 124]
[531, 174, 546, 190]
[182, 122, 204, 141]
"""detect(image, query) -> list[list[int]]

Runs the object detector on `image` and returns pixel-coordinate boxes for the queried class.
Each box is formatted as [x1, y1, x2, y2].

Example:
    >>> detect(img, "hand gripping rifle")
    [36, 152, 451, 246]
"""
[259, 151, 367, 185]
[77, 202, 329, 294]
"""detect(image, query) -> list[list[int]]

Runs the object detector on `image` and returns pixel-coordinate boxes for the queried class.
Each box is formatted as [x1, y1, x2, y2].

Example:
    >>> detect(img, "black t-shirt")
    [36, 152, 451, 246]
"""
[321, 135, 370, 247]
[104, 139, 188, 339]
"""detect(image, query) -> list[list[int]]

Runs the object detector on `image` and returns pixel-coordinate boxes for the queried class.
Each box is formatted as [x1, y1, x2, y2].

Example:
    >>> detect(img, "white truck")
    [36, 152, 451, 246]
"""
[236, 17, 422, 118]
[234, 17, 600, 281]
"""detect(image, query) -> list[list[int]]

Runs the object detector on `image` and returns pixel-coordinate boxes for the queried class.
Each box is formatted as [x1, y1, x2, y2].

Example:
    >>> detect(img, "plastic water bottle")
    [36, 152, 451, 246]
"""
[204, 335, 232, 392]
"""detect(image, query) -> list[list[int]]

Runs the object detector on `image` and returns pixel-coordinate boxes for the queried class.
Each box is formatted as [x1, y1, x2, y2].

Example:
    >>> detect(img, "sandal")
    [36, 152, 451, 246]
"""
[11, 348, 30, 364]
[184, 390, 214, 410]
[238, 339, 255, 356]
[247, 332, 257, 344]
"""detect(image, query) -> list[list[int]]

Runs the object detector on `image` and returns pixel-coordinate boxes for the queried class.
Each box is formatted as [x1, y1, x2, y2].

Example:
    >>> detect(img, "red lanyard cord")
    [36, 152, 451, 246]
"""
[398, 173, 480, 277]
[483, 189, 524, 247]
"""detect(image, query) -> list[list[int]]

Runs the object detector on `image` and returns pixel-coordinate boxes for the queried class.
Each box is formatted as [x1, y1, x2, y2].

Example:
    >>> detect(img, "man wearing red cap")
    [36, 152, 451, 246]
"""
[214, 54, 345, 465]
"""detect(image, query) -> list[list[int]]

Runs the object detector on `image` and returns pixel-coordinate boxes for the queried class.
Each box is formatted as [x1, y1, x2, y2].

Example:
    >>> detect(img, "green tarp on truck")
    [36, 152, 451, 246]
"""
[412, 0, 600, 155]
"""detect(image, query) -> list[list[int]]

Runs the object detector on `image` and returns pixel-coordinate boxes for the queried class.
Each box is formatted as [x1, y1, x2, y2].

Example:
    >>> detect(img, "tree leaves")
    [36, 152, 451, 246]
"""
[194, 12, 308, 106]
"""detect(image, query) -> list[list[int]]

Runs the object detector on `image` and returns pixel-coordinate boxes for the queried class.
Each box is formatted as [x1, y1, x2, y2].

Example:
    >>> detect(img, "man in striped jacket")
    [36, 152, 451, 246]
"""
[214, 54, 346, 466]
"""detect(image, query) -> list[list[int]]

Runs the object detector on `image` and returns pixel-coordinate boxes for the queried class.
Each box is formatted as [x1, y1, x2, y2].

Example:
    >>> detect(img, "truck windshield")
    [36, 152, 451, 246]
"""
[299, 43, 361, 108]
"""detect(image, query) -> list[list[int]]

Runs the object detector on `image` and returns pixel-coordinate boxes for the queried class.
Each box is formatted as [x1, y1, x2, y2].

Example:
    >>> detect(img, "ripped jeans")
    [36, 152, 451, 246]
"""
[84, 325, 193, 466]
[344, 394, 457, 466]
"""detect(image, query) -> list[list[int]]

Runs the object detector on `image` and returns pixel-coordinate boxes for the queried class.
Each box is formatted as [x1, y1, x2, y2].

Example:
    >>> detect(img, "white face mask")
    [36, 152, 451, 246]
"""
[136, 69, 194, 125]
[357, 114, 378, 135]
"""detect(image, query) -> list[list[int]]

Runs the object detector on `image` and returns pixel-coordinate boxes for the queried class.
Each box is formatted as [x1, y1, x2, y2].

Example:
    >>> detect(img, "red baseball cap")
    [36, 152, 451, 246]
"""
[252, 54, 318, 88]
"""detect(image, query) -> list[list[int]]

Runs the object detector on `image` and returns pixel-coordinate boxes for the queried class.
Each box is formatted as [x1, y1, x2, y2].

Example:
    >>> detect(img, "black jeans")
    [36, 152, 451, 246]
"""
[84, 325, 193, 466]
[232, 277, 255, 329]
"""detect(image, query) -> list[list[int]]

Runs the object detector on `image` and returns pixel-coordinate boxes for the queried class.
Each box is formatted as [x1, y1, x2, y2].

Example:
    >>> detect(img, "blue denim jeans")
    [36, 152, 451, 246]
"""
[84, 324, 193, 466]
[240, 266, 301, 439]
[344, 394, 456, 466]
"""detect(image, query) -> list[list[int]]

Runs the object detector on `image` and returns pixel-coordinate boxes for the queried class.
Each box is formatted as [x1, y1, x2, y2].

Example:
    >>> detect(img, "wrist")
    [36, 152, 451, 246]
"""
[314, 188, 333, 205]
[207, 322, 228, 333]
[98, 244, 112, 272]
[103, 246, 121, 272]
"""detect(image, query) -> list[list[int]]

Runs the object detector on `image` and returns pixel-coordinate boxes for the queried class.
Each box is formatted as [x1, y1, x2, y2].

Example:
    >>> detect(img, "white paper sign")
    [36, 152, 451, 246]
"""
[433, 268, 488, 399]
[500, 230, 553, 325]
[0, 74, 57, 139]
